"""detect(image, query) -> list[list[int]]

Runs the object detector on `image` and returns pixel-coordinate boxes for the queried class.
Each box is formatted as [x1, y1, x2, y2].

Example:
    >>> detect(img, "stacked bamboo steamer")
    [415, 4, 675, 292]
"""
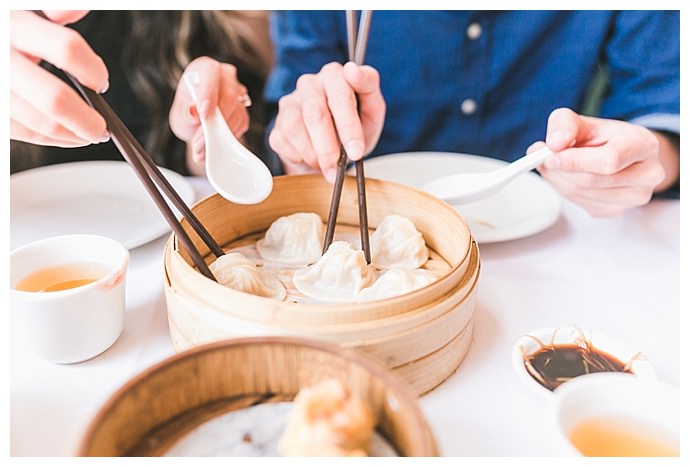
[163, 174, 480, 396]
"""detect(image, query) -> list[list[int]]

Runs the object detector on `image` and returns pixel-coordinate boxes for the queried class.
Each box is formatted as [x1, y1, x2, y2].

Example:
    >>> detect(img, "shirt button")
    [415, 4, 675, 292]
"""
[461, 98, 477, 115]
[466, 22, 482, 40]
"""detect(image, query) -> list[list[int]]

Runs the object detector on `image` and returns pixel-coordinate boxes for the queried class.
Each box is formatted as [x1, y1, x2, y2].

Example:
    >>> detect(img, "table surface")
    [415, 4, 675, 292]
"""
[10, 178, 681, 457]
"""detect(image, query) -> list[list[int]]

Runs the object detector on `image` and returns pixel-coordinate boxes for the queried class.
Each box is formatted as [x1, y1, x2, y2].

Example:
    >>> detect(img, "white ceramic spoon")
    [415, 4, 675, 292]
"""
[184, 72, 272, 204]
[421, 146, 554, 204]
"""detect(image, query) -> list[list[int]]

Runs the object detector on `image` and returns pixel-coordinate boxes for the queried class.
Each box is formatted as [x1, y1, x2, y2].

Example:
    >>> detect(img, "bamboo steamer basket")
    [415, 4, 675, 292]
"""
[78, 337, 438, 456]
[163, 174, 480, 395]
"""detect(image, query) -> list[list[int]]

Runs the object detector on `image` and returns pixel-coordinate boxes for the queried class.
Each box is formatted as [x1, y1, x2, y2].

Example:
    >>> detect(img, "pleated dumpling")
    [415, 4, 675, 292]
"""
[293, 241, 375, 303]
[257, 212, 325, 266]
[358, 268, 437, 302]
[370, 214, 428, 269]
[209, 252, 286, 300]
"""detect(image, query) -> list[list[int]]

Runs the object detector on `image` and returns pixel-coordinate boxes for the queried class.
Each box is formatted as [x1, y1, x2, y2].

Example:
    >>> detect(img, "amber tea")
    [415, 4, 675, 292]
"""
[15, 261, 112, 293]
[569, 416, 679, 457]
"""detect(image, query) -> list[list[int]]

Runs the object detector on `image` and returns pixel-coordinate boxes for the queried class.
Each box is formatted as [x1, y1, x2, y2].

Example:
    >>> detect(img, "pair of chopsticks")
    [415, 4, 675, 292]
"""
[323, 10, 373, 263]
[35, 9, 222, 281]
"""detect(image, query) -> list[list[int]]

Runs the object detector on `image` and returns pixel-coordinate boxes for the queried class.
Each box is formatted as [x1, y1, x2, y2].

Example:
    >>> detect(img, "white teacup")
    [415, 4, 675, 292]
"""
[10, 234, 129, 364]
[551, 372, 679, 457]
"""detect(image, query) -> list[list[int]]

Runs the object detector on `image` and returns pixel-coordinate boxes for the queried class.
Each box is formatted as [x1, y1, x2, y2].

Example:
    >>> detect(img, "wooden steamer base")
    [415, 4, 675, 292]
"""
[164, 174, 480, 396]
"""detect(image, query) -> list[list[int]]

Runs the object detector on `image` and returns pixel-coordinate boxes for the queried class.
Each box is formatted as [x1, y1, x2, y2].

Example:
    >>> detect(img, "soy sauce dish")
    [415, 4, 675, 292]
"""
[511, 325, 657, 397]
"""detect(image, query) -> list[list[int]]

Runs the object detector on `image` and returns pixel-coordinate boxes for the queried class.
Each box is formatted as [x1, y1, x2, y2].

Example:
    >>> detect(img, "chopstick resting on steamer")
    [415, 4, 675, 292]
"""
[323, 10, 373, 263]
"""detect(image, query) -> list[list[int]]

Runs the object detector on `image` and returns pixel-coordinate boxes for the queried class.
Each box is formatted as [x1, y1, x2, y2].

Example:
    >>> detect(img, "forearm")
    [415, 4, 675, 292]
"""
[652, 130, 680, 194]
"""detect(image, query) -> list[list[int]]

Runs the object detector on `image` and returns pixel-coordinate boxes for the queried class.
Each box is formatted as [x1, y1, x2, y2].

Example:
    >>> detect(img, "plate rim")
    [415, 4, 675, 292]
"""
[10, 160, 195, 250]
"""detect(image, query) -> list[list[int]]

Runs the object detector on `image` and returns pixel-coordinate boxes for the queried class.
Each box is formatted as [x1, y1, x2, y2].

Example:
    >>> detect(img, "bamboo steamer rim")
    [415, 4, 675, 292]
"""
[77, 336, 438, 456]
[165, 174, 474, 323]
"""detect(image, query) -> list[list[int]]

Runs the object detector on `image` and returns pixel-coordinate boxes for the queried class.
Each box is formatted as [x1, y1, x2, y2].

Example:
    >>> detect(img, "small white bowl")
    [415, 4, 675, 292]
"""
[550, 373, 679, 456]
[512, 325, 656, 397]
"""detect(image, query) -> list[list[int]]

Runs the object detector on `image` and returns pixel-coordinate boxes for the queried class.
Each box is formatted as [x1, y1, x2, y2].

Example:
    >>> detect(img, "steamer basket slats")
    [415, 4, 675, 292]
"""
[164, 174, 480, 396]
[78, 337, 439, 456]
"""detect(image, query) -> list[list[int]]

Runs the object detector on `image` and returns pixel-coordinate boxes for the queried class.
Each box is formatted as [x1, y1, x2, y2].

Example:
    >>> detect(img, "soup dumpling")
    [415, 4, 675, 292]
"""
[371, 214, 428, 269]
[257, 212, 325, 266]
[209, 252, 286, 300]
[358, 268, 437, 302]
[293, 241, 375, 303]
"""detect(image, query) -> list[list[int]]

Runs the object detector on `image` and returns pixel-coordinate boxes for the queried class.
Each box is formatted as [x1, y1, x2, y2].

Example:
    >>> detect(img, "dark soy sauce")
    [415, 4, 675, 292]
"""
[524, 341, 635, 391]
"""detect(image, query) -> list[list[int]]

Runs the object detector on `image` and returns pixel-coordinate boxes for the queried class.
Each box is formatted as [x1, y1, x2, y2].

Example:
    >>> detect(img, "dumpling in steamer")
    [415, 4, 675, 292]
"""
[257, 212, 325, 266]
[293, 241, 375, 303]
[279, 379, 375, 457]
[209, 252, 286, 300]
[371, 214, 429, 269]
[358, 268, 437, 302]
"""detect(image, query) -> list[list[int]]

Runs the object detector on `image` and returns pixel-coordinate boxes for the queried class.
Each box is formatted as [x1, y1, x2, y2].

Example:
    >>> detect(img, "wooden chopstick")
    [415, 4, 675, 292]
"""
[323, 10, 373, 263]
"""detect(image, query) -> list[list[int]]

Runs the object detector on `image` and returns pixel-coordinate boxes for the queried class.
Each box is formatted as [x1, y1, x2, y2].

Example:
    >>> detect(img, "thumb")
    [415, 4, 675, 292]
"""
[185, 57, 222, 120]
[545, 107, 590, 152]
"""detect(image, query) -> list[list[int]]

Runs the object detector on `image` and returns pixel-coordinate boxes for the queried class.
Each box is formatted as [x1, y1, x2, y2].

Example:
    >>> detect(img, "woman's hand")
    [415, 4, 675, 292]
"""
[10, 10, 110, 147]
[268, 61, 386, 183]
[169, 56, 251, 174]
[535, 108, 677, 217]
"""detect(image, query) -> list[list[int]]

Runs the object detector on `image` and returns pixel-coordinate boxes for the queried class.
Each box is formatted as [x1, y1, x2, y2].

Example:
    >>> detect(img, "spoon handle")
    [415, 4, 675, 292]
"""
[183, 72, 245, 150]
[497, 146, 553, 182]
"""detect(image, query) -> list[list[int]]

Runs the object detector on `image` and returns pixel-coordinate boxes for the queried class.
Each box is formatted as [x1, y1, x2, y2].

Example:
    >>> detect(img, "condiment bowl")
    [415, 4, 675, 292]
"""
[512, 324, 656, 397]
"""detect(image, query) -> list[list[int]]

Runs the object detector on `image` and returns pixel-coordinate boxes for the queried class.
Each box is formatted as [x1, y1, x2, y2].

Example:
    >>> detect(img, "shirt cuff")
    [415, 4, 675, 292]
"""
[629, 113, 680, 134]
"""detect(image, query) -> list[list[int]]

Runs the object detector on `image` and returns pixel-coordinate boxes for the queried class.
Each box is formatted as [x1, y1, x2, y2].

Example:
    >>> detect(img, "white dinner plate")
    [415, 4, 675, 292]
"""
[10, 161, 195, 250]
[359, 152, 561, 243]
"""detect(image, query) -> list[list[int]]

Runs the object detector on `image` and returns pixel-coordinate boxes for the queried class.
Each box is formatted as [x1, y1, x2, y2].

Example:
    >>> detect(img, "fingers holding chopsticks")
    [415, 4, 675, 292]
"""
[10, 10, 110, 146]
[268, 60, 385, 183]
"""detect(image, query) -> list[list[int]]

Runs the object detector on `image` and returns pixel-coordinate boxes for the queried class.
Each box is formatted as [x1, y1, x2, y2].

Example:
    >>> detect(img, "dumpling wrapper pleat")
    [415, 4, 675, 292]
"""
[370, 214, 428, 269]
[293, 241, 375, 303]
[210, 252, 286, 301]
[257, 212, 325, 266]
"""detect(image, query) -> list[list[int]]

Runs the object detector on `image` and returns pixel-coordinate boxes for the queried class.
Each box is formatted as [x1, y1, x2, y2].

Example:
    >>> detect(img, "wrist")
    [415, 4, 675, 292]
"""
[651, 130, 680, 195]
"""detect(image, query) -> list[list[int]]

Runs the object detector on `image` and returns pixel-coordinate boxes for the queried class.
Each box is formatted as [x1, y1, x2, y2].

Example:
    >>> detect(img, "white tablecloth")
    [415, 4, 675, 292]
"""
[10, 178, 680, 456]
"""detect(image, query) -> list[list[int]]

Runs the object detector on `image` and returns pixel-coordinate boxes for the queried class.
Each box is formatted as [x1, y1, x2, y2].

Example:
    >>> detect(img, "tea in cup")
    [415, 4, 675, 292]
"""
[10, 234, 129, 364]
[551, 373, 679, 456]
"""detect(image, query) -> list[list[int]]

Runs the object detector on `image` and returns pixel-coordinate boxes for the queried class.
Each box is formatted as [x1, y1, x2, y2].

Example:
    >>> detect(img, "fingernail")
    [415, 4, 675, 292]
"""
[345, 140, 364, 160]
[99, 81, 110, 94]
[544, 156, 560, 169]
[97, 131, 110, 143]
[525, 142, 541, 154]
[547, 129, 570, 147]
[325, 168, 337, 184]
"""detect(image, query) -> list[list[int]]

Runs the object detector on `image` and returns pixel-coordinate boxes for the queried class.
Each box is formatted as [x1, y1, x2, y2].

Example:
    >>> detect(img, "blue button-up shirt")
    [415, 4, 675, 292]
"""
[265, 11, 679, 167]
